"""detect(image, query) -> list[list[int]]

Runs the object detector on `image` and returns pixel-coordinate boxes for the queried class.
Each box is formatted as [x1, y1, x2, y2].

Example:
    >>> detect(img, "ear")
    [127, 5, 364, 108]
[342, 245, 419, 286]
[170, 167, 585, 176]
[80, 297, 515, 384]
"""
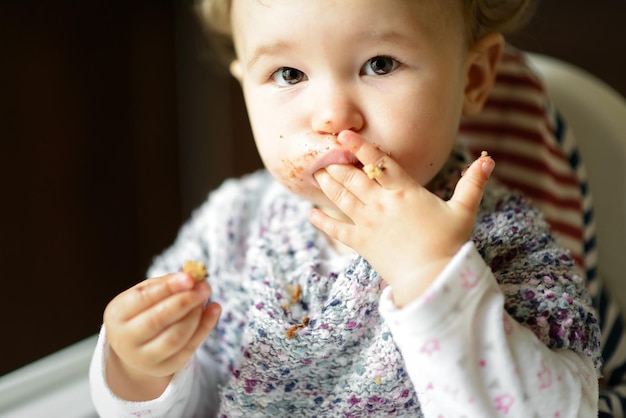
[462, 32, 504, 116]
[230, 59, 243, 81]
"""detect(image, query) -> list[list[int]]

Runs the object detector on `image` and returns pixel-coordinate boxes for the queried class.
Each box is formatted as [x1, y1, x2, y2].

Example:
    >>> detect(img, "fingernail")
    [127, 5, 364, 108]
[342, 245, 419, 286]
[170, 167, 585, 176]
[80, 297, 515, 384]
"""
[336, 130, 355, 144]
[199, 284, 211, 299]
[481, 158, 495, 177]
[168, 272, 190, 286]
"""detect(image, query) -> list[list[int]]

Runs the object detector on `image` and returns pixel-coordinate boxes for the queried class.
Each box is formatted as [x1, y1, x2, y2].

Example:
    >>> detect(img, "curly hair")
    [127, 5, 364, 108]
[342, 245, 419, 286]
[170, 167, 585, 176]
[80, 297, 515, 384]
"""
[464, 0, 536, 42]
[197, 0, 536, 64]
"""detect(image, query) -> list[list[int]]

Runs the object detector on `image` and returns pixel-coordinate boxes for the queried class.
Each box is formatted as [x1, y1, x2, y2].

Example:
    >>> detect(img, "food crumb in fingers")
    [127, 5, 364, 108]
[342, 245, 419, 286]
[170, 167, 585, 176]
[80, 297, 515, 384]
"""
[362, 162, 385, 179]
[182, 260, 208, 282]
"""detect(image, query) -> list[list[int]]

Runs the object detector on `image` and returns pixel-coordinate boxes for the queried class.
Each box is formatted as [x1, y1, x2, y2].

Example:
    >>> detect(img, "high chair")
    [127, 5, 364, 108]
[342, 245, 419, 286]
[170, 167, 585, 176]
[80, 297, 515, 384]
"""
[527, 52, 626, 417]
[526, 53, 626, 308]
[461, 47, 626, 417]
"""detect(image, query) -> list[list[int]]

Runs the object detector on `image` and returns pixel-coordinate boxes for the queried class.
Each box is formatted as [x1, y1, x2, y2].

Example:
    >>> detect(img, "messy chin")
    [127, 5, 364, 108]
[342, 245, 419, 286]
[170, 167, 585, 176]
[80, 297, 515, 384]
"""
[265, 165, 337, 211]
[270, 147, 360, 190]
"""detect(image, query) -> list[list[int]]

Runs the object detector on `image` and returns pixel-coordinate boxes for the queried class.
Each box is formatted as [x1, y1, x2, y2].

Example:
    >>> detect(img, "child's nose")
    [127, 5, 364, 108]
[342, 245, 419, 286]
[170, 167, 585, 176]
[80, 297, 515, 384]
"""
[311, 87, 364, 135]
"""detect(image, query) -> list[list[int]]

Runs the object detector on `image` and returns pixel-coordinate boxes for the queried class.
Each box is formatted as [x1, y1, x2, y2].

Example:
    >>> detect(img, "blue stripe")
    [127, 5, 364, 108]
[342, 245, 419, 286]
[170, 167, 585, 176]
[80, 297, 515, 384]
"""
[597, 406, 613, 418]
[608, 341, 626, 387]
[603, 315, 624, 371]
[584, 236, 597, 254]
[569, 149, 581, 168]
[586, 266, 597, 283]
[598, 286, 609, 328]
[583, 208, 594, 226]
[554, 112, 565, 143]
[579, 180, 589, 196]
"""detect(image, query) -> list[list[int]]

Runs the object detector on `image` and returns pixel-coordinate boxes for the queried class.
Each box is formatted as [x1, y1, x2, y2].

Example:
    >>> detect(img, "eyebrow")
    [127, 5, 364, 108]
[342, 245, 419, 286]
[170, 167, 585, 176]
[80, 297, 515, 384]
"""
[245, 29, 417, 70]
[365, 30, 418, 49]
[246, 40, 293, 70]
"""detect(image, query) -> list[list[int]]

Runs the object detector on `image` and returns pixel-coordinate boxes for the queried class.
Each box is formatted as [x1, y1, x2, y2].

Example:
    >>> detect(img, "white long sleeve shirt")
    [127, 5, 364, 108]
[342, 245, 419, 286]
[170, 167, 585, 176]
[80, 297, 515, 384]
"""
[90, 166, 600, 417]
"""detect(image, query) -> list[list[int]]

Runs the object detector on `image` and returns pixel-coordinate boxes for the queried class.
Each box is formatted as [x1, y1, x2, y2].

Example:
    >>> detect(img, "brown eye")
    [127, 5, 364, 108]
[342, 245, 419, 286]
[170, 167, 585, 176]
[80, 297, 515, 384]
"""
[272, 67, 307, 85]
[362, 56, 400, 76]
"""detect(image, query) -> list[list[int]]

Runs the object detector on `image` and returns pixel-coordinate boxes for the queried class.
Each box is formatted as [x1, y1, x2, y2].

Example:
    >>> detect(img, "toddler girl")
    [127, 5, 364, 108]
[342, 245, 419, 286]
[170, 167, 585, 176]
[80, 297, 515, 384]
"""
[90, 0, 601, 416]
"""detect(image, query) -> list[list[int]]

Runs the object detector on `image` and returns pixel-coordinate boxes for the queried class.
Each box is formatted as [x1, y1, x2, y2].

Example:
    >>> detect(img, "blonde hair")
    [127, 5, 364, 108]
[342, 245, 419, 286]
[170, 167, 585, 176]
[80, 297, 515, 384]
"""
[197, 0, 536, 64]
[464, 0, 536, 43]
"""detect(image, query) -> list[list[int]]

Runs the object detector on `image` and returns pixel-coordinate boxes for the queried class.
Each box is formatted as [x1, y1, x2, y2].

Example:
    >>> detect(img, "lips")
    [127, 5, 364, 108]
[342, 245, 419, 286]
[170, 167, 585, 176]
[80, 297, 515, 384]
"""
[310, 148, 361, 174]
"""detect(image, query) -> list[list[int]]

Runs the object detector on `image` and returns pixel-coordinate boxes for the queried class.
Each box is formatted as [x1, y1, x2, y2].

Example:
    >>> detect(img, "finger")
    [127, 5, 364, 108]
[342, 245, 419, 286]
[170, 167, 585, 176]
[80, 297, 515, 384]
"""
[147, 303, 221, 368]
[144, 305, 202, 362]
[308, 207, 354, 244]
[129, 281, 212, 344]
[186, 302, 221, 354]
[450, 153, 495, 213]
[150, 303, 222, 375]
[336, 130, 408, 188]
[109, 272, 198, 321]
[314, 168, 364, 216]
[323, 163, 373, 198]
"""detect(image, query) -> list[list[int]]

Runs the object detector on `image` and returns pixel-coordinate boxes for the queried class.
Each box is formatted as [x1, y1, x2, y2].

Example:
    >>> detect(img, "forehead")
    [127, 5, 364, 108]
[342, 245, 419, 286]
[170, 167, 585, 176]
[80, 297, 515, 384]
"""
[230, 0, 466, 52]
[231, 0, 462, 23]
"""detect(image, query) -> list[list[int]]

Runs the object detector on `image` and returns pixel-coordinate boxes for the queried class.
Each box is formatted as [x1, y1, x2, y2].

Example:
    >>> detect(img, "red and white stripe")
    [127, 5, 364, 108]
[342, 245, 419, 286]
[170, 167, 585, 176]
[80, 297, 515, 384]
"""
[459, 47, 587, 272]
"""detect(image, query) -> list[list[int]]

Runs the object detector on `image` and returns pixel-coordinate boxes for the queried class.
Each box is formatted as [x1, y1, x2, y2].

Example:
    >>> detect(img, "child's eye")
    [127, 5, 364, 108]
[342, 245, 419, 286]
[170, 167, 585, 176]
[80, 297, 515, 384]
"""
[362, 56, 400, 76]
[271, 67, 307, 86]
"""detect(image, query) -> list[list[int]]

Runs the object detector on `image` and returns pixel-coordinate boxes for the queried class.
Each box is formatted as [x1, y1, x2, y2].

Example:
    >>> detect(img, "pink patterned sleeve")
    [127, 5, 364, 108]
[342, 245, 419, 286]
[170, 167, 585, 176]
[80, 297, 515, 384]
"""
[379, 241, 598, 417]
[89, 325, 213, 418]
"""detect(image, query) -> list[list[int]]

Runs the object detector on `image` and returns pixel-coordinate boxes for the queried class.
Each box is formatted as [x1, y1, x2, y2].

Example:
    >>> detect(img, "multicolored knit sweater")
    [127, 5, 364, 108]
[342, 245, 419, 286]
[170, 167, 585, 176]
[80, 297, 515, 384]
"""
[90, 146, 601, 417]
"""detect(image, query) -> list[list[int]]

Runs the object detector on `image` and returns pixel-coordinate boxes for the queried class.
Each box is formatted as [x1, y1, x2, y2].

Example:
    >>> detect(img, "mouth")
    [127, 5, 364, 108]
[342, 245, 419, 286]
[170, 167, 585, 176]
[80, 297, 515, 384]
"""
[311, 149, 361, 174]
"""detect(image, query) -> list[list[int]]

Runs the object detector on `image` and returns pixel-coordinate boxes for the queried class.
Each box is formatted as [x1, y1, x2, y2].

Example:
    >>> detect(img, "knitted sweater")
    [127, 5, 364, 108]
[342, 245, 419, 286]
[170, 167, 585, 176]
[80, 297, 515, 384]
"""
[90, 146, 601, 417]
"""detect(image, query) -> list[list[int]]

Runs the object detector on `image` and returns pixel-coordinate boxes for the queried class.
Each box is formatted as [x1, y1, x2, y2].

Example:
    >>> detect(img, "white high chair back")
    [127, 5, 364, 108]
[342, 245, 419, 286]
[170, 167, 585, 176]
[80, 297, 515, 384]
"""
[458, 50, 626, 406]
[527, 53, 626, 310]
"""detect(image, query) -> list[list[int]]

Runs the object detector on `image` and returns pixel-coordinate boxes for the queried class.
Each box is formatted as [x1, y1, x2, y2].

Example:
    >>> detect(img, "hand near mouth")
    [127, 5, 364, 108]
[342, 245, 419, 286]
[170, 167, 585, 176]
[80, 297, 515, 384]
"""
[309, 130, 495, 307]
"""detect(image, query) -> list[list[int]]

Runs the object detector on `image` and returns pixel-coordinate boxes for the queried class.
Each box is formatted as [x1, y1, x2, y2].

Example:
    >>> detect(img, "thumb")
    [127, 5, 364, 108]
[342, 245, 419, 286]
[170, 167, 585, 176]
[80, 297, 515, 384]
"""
[450, 152, 495, 212]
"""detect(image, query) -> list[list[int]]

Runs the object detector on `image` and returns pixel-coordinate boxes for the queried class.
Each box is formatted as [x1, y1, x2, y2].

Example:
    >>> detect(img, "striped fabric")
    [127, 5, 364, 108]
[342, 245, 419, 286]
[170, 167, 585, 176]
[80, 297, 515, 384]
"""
[459, 46, 626, 417]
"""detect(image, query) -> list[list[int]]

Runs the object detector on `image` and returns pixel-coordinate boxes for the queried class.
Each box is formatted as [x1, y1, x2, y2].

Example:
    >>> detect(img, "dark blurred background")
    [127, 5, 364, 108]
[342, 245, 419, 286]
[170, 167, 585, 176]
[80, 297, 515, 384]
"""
[1, 1, 625, 376]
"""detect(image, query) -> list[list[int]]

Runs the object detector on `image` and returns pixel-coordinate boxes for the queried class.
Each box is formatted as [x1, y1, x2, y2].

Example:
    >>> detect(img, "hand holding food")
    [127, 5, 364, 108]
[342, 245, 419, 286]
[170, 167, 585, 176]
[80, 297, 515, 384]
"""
[103, 263, 220, 401]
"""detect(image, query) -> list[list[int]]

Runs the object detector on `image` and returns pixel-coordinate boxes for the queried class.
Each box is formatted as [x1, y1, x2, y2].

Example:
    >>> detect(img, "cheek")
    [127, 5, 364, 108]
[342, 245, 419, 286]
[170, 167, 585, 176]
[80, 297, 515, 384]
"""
[255, 138, 314, 194]
[273, 158, 307, 191]
[385, 98, 461, 184]
[247, 113, 315, 198]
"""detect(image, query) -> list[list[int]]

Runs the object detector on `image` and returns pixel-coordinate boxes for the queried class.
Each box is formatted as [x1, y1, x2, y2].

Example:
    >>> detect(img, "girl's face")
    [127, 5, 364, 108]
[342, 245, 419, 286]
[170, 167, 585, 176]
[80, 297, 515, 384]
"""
[230, 0, 478, 214]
